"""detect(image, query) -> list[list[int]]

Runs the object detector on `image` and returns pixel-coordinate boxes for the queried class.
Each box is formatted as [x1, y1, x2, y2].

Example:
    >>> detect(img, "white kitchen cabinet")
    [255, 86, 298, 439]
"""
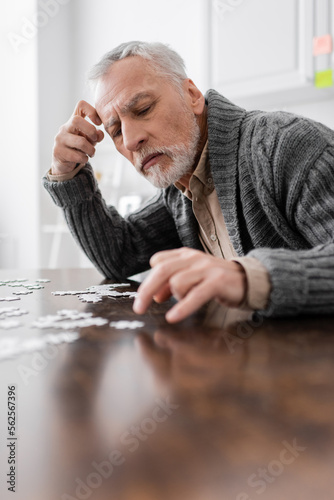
[209, 0, 334, 108]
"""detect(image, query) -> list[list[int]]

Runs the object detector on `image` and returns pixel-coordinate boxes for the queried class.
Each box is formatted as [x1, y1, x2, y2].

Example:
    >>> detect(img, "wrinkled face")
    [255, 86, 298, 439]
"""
[95, 56, 202, 188]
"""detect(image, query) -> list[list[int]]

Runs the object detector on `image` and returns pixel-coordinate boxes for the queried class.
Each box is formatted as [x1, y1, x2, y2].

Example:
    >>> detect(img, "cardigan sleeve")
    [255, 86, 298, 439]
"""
[42, 164, 182, 279]
[247, 116, 334, 317]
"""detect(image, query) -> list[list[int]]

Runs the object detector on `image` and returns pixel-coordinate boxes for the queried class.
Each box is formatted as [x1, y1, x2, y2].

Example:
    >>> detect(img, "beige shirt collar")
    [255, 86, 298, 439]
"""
[174, 141, 213, 199]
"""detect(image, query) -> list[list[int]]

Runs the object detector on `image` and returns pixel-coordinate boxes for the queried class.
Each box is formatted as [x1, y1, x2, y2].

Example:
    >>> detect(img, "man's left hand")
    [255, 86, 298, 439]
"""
[133, 248, 247, 323]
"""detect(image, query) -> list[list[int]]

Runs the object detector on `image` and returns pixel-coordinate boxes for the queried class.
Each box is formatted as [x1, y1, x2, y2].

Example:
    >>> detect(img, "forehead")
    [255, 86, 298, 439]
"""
[94, 57, 164, 117]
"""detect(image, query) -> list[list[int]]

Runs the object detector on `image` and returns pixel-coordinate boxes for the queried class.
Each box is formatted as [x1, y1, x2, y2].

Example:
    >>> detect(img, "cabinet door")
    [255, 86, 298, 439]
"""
[209, 0, 334, 107]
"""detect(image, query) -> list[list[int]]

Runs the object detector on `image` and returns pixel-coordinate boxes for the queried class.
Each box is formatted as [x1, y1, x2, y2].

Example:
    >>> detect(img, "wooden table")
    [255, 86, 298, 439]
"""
[0, 268, 334, 500]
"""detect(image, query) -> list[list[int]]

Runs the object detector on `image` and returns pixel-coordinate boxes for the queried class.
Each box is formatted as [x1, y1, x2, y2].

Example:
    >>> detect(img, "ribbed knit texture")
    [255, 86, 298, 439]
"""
[43, 89, 334, 317]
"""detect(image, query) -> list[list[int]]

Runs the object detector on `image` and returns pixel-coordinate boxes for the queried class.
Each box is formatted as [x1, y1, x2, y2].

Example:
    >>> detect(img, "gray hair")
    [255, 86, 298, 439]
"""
[87, 41, 188, 92]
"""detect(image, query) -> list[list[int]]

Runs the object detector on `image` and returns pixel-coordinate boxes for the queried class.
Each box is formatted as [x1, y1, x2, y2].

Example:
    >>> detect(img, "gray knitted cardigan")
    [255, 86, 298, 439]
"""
[43, 90, 334, 318]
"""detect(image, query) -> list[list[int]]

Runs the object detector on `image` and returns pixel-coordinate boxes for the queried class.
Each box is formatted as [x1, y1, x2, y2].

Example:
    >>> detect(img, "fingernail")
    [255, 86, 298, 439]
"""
[166, 309, 180, 323]
[133, 298, 144, 314]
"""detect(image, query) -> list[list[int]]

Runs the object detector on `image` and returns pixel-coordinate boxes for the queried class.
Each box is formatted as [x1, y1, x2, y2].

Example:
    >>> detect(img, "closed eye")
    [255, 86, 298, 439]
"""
[112, 129, 122, 138]
[111, 103, 154, 138]
[137, 106, 151, 116]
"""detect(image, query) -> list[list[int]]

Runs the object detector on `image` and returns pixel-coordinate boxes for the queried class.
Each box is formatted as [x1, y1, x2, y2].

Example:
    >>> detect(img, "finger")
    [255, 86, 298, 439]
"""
[73, 100, 102, 126]
[169, 268, 204, 301]
[60, 149, 89, 166]
[64, 134, 96, 158]
[134, 249, 209, 314]
[150, 248, 192, 267]
[133, 257, 190, 315]
[52, 140, 90, 169]
[52, 148, 88, 175]
[153, 282, 172, 304]
[96, 129, 104, 143]
[68, 116, 102, 144]
[166, 265, 247, 323]
[168, 265, 240, 302]
[56, 134, 92, 159]
[77, 128, 104, 150]
[165, 280, 215, 323]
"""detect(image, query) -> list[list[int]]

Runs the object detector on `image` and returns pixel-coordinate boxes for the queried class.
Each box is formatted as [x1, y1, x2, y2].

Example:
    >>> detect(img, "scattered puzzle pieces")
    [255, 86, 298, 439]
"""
[57, 310, 93, 318]
[23, 284, 45, 290]
[78, 294, 103, 303]
[87, 284, 130, 292]
[0, 279, 27, 284]
[32, 310, 108, 330]
[0, 281, 138, 334]
[51, 283, 136, 303]
[98, 290, 137, 298]
[0, 278, 51, 302]
[109, 321, 145, 330]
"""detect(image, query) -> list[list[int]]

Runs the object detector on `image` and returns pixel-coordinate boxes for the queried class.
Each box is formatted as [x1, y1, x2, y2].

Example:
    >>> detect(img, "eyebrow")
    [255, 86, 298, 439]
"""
[104, 92, 154, 129]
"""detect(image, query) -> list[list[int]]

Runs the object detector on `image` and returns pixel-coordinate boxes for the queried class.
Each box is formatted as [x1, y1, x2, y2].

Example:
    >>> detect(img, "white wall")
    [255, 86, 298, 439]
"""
[283, 97, 334, 130]
[70, 0, 209, 102]
[37, 1, 79, 269]
[1, 1, 77, 270]
[1, 1, 39, 269]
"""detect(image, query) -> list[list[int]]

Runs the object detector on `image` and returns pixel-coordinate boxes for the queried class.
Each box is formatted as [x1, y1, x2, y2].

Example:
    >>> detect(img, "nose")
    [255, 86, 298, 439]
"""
[122, 120, 148, 152]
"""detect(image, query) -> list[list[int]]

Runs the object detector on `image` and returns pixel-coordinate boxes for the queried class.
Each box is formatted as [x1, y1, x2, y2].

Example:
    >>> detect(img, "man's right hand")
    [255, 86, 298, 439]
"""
[51, 100, 105, 175]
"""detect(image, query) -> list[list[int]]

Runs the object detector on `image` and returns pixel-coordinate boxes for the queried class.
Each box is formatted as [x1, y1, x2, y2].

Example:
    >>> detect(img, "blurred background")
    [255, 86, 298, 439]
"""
[1, 0, 334, 271]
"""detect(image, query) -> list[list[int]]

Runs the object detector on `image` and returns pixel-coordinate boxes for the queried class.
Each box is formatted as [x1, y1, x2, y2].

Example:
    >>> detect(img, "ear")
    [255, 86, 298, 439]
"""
[183, 79, 206, 116]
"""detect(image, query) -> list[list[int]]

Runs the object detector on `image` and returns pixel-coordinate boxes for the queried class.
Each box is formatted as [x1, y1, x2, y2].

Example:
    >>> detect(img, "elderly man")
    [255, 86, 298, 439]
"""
[43, 41, 334, 323]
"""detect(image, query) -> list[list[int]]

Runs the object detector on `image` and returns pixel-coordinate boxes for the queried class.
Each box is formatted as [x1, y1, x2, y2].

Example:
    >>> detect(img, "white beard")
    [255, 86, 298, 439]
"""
[135, 115, 201, 189]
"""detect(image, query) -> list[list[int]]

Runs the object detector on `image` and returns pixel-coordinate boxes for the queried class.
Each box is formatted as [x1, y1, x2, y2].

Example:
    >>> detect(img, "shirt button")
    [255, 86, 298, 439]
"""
[210, 234, 217, 241]
[207, 177, 213, 184]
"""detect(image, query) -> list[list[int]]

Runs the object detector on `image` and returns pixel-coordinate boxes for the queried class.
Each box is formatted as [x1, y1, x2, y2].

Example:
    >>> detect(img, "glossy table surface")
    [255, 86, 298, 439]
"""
[0, 268, 334, 500]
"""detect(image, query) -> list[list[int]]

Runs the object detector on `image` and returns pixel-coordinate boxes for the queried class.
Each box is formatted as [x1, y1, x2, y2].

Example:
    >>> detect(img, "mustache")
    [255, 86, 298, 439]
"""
[135, 144, 190, 170]
[135, 146, 170, 170]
